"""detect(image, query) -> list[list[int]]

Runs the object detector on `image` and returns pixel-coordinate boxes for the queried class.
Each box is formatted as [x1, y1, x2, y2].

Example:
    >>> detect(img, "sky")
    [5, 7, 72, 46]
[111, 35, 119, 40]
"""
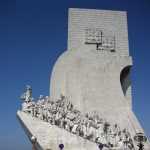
[1, 0, 150, 149]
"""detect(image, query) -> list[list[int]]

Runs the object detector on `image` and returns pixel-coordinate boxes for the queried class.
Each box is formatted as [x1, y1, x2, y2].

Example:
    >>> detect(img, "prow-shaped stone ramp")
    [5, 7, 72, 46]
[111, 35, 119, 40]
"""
[17, 111, 100, 150]
[17, 110, 150, 150]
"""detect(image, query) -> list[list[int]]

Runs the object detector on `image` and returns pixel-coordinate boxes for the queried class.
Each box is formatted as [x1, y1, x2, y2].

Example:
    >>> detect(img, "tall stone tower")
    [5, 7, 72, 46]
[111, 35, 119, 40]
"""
[50, 8, 132, 113]
[17, 8, 150, 150]
[50, 8, 149, 149]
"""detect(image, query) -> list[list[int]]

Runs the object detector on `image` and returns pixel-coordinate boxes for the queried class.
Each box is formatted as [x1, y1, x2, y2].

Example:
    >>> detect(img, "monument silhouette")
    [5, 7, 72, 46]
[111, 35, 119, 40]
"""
[17, 8, 150, 150]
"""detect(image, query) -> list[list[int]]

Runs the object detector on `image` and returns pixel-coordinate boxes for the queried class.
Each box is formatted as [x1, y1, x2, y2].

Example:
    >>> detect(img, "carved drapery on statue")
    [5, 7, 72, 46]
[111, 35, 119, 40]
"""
[20, 86, 136, 150]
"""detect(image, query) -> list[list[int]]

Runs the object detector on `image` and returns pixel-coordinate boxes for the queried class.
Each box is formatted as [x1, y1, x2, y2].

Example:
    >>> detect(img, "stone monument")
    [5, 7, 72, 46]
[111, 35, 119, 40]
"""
[17, 8, 150, 150]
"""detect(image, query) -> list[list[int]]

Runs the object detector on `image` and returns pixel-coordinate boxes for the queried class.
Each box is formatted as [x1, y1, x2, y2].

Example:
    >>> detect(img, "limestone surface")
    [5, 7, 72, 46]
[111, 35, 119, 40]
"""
[17, 8, 150, 150]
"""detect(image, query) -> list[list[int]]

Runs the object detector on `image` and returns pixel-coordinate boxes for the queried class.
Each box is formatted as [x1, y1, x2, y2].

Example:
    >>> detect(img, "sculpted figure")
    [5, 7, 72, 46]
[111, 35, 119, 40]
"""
[121, 129, 134, 149]
[103, 122, 111, 142]
[47, 110, 53, 123]
[127, 138, 134, 150]
[109, 124, 119, 146]
[45, 96, 49, 101]
[46, 102, 52, 113]
[92, 111, 99, 125]
[86, 120, 96, 141]
[20, 90, 135, 149]
[81, 120, 87, 138]
[64, 117, 71, 131]
[115, 131, 122, 146]
[112, 124, 120, 136]
[60, 94, 65, 101]
[21, 99, 35, 113]
[74, 115, 82, 135]
[71, 121, 78, 134]
[106, 126, 117, 147]
[71, 111, 79, 134]
[76, 122, 82, 136]
[38, 105, 45, 120]
[63, 97, 73, 111]
[96, 122, 104, 140]
[96, 133, 107, 146]
[66, 110, 76, 122]
[22, 85, 32, 103]
[55, 110, 63, 126]
[76, 116, 85, 137]
[30, 101, 35, 116]
[66, 111, 75, 130]
[21, 102, 29, 112]
[33, 104, 38, 117]
[59, 107, 66, 128]
[20, 85, 33, 111]
[116, 139, 124, 149]
[51, 103, 57, 114]
[39, 95, 44, 100]
[42, 105, 48, 121]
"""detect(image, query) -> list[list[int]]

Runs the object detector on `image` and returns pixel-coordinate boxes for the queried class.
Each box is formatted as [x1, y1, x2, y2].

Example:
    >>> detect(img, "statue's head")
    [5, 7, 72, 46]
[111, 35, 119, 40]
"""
[26, 85, 32, 90]
[39, 95, 44, 99]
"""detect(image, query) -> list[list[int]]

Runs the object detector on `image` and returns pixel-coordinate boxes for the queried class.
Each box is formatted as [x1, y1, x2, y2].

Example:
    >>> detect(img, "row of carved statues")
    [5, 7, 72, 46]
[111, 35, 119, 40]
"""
[20, 86, 135, 149]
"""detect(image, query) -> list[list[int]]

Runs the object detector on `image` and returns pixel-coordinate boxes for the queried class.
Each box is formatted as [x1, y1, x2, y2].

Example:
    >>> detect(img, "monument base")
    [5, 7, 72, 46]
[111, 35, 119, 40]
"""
[17, 111, 101, 150]
[17, 110, 150, 150]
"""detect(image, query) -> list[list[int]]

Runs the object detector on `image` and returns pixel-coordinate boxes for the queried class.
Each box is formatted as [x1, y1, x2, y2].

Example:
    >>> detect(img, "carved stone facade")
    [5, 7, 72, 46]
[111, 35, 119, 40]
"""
[17, 8, 150, 150]
[20, 89, 135, 149]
